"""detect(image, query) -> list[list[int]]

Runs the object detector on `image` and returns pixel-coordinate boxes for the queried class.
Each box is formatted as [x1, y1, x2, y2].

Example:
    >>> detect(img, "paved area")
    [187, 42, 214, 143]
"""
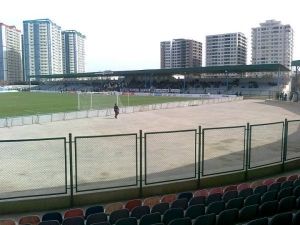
[0, 99, 299, 196]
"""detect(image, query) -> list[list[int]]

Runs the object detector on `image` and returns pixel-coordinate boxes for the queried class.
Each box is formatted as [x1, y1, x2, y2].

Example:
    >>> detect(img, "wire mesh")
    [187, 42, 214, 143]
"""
[286, 120, 300, 160]
[0, 138, 67, 199]
[202, 126, 245, 176]
[249, 122, 284, 168]
[144, 130, 196, 184]
[75, 134, 137, 192]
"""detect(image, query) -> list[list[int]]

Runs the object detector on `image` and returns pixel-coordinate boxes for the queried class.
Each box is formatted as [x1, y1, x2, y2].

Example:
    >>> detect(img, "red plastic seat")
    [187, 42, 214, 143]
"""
[275, 176, 287, 183]
[262, 178, 275, 186]
[209, 187, 223, 194]
[19, 216, 40, 225]
[64, 208, 84, 219]
[143, 196, 161, 208]
[193, 189, 209, 197]
[124, 199, 142, 211]
[105, 202, 123, 214]
[160, 194, 176, 203]
[287, 174, 298, 181]
[0, 219, 16, 225]
[223, 185, 237, 193]
[250, 180, 263, 188]
[237, 183, 250, 191]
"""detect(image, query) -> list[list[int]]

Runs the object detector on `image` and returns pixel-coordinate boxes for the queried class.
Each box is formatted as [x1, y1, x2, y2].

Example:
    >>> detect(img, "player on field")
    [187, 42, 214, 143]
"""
[114, 103, 119, 119]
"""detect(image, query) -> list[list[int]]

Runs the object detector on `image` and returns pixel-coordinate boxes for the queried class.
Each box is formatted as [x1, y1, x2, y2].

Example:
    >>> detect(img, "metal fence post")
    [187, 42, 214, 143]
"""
[69, 133, 74, 207]
[197, 126, 201, 189]
[282, 118, 288, 171]
[139, 130, 143, 197]
[245, 123, 250, 181]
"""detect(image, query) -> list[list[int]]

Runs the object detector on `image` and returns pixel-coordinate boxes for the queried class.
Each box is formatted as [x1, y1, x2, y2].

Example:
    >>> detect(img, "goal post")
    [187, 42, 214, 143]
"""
[77, 91, 127, 111]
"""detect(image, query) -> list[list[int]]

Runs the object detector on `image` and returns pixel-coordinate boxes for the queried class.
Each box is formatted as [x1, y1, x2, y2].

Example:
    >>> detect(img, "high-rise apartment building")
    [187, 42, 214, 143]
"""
[0, 23, 23, 82]
[206, 33, 247, 66]
[160, 39, 202, 69]
[251, 20, 293, 68]
[62, 30, 86, 74]
[23, 19, 63, 80]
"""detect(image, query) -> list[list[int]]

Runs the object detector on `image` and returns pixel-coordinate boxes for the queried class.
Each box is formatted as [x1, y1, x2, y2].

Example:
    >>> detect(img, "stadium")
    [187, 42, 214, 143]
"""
[0, 62, 300, 225]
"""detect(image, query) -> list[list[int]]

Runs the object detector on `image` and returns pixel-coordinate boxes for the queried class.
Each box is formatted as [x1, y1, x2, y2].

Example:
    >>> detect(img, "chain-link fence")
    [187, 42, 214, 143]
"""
[144, 129, 197, 184]
[202, 126, 246, 176]
[74, 134, 138, 192]
[0, 137, 67, 199]
[286, 120, 300, 160]
[249, 122, 284, 168]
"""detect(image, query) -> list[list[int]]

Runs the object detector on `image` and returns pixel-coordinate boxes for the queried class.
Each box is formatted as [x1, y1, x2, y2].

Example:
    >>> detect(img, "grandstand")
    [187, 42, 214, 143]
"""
[0, 63, 300, 225]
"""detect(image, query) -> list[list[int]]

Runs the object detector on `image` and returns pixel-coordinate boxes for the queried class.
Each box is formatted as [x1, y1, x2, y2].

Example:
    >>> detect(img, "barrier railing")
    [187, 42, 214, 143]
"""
[1, 117, 299, 202]
[0, 96, 243, 128]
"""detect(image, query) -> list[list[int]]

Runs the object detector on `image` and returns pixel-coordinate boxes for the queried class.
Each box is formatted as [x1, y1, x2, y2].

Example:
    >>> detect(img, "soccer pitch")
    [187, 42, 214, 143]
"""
[0, 92, 198, 118]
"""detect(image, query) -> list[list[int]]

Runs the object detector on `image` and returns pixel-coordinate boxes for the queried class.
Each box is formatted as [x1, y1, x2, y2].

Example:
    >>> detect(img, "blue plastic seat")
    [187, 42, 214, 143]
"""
[226, 197, 244, 210]
[151, 203, 169, 214]
[85, 206, 104, 219]
[162, 208, 184, 225]
[269, 212, 293, 225]
[115, 217, 137, 225]
[238, 204, 258, 222]
[185, 204, 205, 219]
[170, 198, 188, 210]
[168, 218, 191, 225]
[42, 212, 63, 224]
[86, 213, 108, 225]
[206, 201, 225, 215]
[109, 209, 129, 225]
[130, 206, 150, 219]
[244, 193, 261, 206]
[278, 196, 296, 212]
[259, 200, 278, 217]
[177, 192, 193, 201]
[216, 208, 238, 225]
[139, 213, 161, 225]
[193, 213, 216, 225]
[245, 217, 268, 225]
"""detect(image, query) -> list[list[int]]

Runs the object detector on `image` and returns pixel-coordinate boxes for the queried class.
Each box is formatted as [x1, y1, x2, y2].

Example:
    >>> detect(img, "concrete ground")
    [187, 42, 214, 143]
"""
[0, 99, 299, 196]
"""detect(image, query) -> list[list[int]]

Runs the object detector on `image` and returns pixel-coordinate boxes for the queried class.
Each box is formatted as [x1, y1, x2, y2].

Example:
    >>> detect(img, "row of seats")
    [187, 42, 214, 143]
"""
[0, 174, 299, 225]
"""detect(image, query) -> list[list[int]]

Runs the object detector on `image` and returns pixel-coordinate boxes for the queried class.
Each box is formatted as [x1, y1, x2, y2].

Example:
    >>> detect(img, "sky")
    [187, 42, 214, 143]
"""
[1, 0, 299, 72]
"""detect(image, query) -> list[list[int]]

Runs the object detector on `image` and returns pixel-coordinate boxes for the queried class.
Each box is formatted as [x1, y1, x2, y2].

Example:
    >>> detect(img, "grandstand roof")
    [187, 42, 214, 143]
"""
[292, 60, 300, 66]
[33, 64, 290, 79]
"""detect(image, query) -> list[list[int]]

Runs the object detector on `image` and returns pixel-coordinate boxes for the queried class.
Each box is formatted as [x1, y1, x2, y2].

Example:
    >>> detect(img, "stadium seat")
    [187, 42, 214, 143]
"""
[139, 212, 161, 225]
[160, 194, 176, 204]
[85, 205, 104, 219]
[206, 201, 225, 215]
[109, 209, 129, 225]
[188, 196, 206, 206]
[168, 218, 191, 225]
[216, 208, 238, 225]
[162, 208, 184, 225]
[261, 190, 278, 203]
[170, 198, 188, 210]
[259, 200, 278, 217]
[250, 180, 263, 189]
[245, 217, 268, 225]
[125, 199, 142, 212]
[177, 192, 193, 201]
[185, 204, 205, 219]
[130, 206, 150, 219]
[277, 187, 293, 200]
[19, 216, 40, 225]
[226, 197, 244, 210]
[143, 196, 161, 208]
[115, 217, 137, 225]
[237, 183, 250, 191]
[193, 189, 208, 197]
[151, 202, 169, 214]
[38, 221, 60, 225]
[42, 212, 63, 224]
[209, 187, 223, 194]
[62, 217, 84, 225]
[64, 208, 84, 219]
[89, 222, 110, 225]
[269, 212, 293, 225]
[278, 196, 296, 212]
[105, 202, 123, 214]
[238, 204, 259, 222]
[193, 213, 216, 225]
[0, 219, 16, 225]
[244, 193, 261, 206]
[293, 185, 300, 197]
[206, 193, 222, 205]
[253, 185, 267, 195]
[275, 176, 287, 183]
[294, 179, 300, 187]
[262, 178, 275, 186]
[293, 210, 300, 225]
[281, 180, 294, 189]
[223, 185, 237, 193]
[86, 213, 108, 225]
[268, 182, 281, 192]
[287, 174, 298, 181]
[238, 188, 253, 198]
[222, 190, 238, 202]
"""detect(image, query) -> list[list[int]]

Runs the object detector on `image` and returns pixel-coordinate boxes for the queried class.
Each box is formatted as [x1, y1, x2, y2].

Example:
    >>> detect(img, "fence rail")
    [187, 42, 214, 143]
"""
[0, 96, 243, 128]
[0, 117, 299, 201]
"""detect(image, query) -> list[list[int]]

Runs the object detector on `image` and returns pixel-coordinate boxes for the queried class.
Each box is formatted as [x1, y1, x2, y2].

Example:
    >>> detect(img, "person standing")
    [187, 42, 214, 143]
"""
[114, 103, 119, 119]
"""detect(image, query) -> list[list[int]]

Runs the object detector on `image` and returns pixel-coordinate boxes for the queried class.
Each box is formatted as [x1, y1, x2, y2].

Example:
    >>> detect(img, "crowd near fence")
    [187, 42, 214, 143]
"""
[0, 96, 242, 128]
[0, 119, 299, 203]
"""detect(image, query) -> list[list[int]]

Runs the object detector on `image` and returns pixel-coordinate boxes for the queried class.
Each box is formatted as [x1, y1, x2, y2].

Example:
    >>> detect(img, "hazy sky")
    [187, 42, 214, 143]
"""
[1, 0, 299, 72]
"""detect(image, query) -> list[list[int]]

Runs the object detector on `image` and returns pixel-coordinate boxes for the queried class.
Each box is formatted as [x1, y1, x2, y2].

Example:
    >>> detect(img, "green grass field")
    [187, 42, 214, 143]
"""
[0, 92, 198, 118]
